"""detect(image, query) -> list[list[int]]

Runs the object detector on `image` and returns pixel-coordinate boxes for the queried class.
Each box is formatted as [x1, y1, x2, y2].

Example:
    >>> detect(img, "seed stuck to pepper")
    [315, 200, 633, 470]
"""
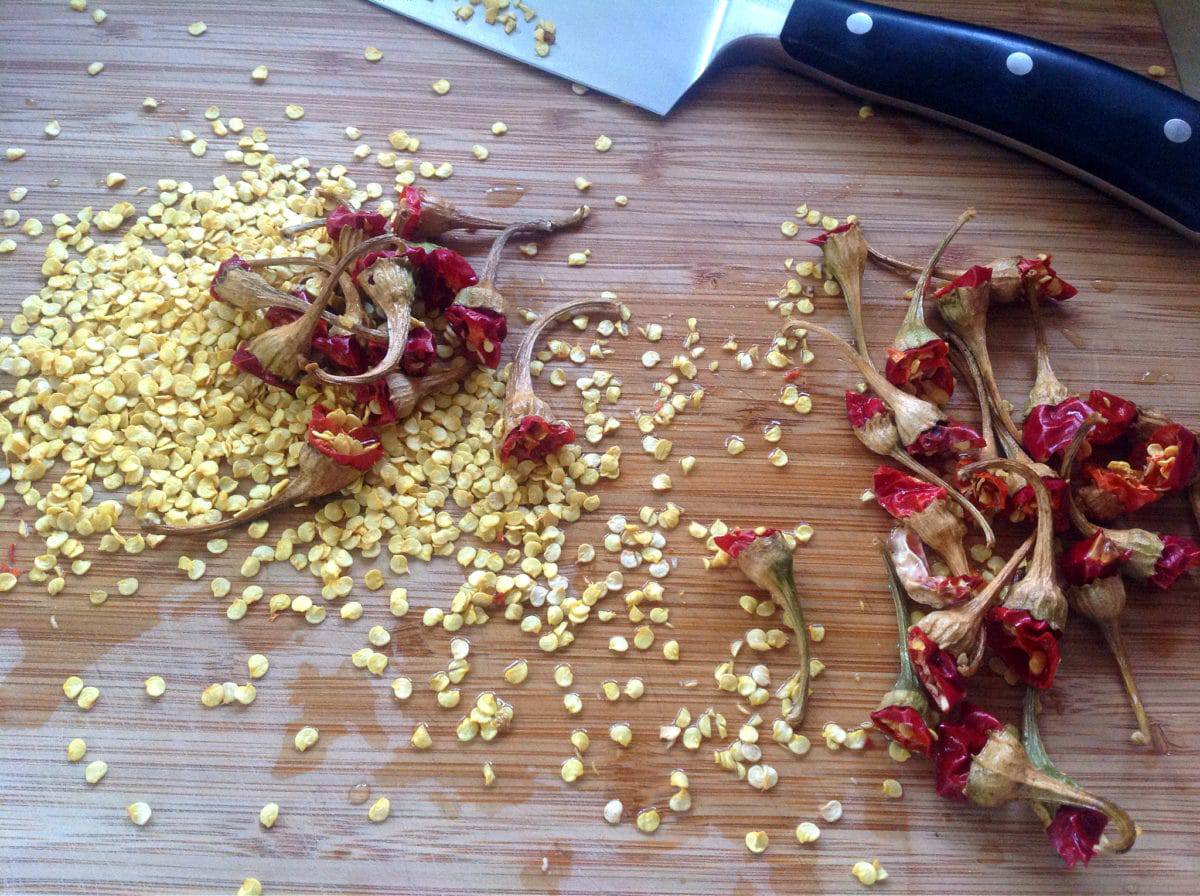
[913, 534, 1033, 677]
[498, 297, 618, 465]
[446, 205, 589, 367]
[147, 405, 382, 535]
[806, 222, 872, 364]
[871, 543, 940, 755]
[884, 210, 974, 405]
[715, 527, 811, 726]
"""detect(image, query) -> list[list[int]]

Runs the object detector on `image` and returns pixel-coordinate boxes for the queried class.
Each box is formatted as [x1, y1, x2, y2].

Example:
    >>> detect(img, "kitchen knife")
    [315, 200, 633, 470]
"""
[368, 0, 1200, 242]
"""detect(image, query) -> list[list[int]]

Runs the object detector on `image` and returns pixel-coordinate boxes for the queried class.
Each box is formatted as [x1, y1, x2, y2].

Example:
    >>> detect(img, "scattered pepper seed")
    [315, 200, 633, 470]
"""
[795, 821, 821, 844]
[87, 61, 105, 76]
[67, 738, 87, 762]
[745, 830, 769, 854]
[187, 21, 207, 36]
[294, 726, 319, 752]
[367, 796, 391, 822]
[284, 104, 305, 120]
[432, 78, 451, 95]
[144, 676, 166, 698]
[851, 860, 888, 886]
[635, 808, 660, 833]
[126, 802, 152, 826]
[594, 135, 612, 152]
[44, 120, 61, 138]
[237, 879, 262, 896]
[84, 759, 108, 785]
[251, 65, 269, 82]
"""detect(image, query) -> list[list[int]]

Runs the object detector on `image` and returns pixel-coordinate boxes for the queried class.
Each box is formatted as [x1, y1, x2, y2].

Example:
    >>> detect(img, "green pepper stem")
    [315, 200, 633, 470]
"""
[878, 541, 919, 688]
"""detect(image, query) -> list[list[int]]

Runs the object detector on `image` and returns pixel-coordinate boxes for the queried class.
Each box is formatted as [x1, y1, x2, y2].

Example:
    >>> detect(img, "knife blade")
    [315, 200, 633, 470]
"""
[370, 0, 1200, 242]
[1154, 0, 1200, 99]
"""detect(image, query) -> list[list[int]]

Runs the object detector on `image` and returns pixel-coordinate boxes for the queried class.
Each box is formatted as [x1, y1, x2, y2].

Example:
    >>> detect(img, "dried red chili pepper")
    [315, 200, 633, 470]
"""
[148, 405, 382, 535]
[874, 466, 983, 576]
[1019, 289, 1094, 464]
[984, 606, 1060, 690]
[907, 626, 968, 715]
[1021, 690, 1137, 866]
[1086, 389, 1137, 445]
[1016, 254, 1078, 302]
[930, 701, 1003, 800]
[400, 326, 437, 377]
[913, 535, 1033, 677]
[1060, 530, 1131, 587]
[886, 527, 982, 608]
[935, 266, 1024, 445]
[1148, 535, 1200, 589]
[907, 420, 985, 459]
[867, 247, 1076, 305]
[1082, 462, 1164, 514]
[1132, 422, 1197, 492]
[715, 527, 810, 725]
[965, 459, 1067, 631]
[844, 391, 994, 540]
[807, 222, 872, 363]
[446, 206, 588, 367]
[392, 185, 509, 240]
[1007, 474, 1070, 533]
[400, 244, 478, 311]
[498, 297, 618, 465]
[871, 545, 940, 755]
[883, 212, 974, 404]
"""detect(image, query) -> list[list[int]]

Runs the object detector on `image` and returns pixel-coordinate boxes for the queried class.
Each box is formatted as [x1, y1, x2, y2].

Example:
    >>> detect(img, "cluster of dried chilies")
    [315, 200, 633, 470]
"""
[742, 212, 1196, 868]
[149, 186, 614, 535]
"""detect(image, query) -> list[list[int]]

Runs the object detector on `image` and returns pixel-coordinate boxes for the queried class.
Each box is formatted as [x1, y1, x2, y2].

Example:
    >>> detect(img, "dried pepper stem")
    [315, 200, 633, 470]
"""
[386, 357, 474, 419]
[898, 209, 975, 346]
[811, 224, 873, 365]
[949, 340, 997, 460]
[1025, 291, 1070, 414]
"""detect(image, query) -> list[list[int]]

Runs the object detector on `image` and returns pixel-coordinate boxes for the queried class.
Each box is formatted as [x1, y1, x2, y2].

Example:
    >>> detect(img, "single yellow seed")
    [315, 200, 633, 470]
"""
[186, 21, 207, 36]
[482, 761, 496, 786]
[237, 879, 262, 896]
[126, 802, 152, 826]
[615, 194, 629, 206]
[367, 796, 391, 822]
[259, 802, 279, 828]
[851, 860, 888, 886]
[491, 121, 507, 135]
[364, 46, 383, 62]
[84, 759, 108, 784]
[563, 692, 583, 714]
[87, 61, 105, 76]
[662, 640, 680, 662]
[781, 220, 799, 237]
[594, 134, 613, 152]
[882, 778, 904, 799]
[284, 104, 305, 120]
[795, 821, 821, 844]
[561, 757, 585, 783]
[144, 676, 166, 698]
[609, 723, 632, 747]
[117, 577, 139, 596]
[392, 677, 413, 700]
[601, 680, 620, 701]
[635, 808, 660, 833]
[888, 741, 911, 763]
[726, 436, 745, 456]
[67, 738, 87, 762]
[504, 659, 529, 685]
[251, 64, 269, 82]
[411, 723, 432, 749]
[745, 830, 769, 854]
[294, 726, 319, 752]
[63, 676, 84, 700]
[77, 686, 100, 710]
[570, 729, 590, 753]
[431, 78, 451, 95]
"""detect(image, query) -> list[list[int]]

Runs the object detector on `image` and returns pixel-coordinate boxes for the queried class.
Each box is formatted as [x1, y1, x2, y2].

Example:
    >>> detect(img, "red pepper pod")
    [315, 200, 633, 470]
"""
[907, 626, 968, 714]
[907, 420, 985, 460]
[499, 415, 576, 464]
[929, 702, 1004, 801]
[873, 466, 946, 519]
[1148, 534, 1200, 590]
[1021, 397, 1095, 463]
[984, 606, 1060, 690]
[394, 185, 424, 239]
[884, 340, 955, 405]
[445, 304, 507, 368]
[402, 245, 479, 310]
[1060, 530, 1132, 586]
[933, 264, 993, 298]
[401, 326, 437, 377]
[887, 526, 981, 608]
[1087, 390, 1137, 445]
[714, 527, 780, 559]
[1083, 463, 1164, 514]
[1008, 475, 1070, 532]
[956, 457, 1010, 517]
[1047, 805, 1109, 868]
[1131, 423, 1197, 492]
[869, 705, 937, 755]
[844, 389, 888, 429]
[353, 379, 399, 427]
[306, 404, 384, 471]
[804, 221, 855, 246]
[325, 204, 389, 242]
[1017, 254, 1077, 301]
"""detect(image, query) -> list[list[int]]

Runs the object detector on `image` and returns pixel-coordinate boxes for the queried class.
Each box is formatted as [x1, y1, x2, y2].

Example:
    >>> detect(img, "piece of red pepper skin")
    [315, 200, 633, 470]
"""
[401, 244, 479, 311]
[907, 626, 968, 715]
[1082, 462, 1165, 514]
[871, 545, 941, 755]
[1021, 396, 1095, 463]
[886, 526, 981, 608]
[1132, 422, 1197, 492]
[1087, 390, 1137, 445]
[983, 606, 1061, 690]
[392, 185, 509, 240]
[930, 702, 1004, 800]
[873, 466, 945, 519]
[1017, 254, 1078, 302]
[324, 204, 390, 254]
[1020, 689, 1130, 868]
[907, 420, 985, 459]
[885, 341, 956, 406]
[306, 404, 385, 471]
[1008, 474, 1071, 533]
[1060, 530, 1132, 587]
[446, 304, 508, 368]
[400, 326, 437, 377]
[1148, 534, 1200, 590]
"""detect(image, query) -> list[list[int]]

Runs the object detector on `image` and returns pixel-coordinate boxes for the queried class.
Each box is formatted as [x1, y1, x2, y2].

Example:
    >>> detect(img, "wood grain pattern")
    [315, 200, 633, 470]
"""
[1, 2, 1197, 894]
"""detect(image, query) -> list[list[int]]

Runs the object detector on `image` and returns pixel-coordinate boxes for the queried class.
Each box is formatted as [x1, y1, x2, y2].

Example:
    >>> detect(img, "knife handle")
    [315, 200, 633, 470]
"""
[779, 0, 1200, 241]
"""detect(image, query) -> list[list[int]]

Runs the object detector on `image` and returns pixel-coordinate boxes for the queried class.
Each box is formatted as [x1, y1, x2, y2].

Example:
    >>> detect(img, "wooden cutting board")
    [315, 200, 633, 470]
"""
[1, 2, 1197, 894]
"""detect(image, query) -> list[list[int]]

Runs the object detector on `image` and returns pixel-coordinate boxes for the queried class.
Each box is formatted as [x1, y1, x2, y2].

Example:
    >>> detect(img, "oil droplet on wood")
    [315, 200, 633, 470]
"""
[1058, 327, 1086, 350]
[1138, 370, 1174, 385]
[1092, 279, 1116, 293]
[348, 782, 371, 804]
[484, 184, 526, 208]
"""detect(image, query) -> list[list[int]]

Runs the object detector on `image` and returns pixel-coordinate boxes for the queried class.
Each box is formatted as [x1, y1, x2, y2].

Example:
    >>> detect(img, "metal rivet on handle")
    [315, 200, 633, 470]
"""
[846, 12, 873, 35]
[1006, 52, 1034, 76]
[1163, 118, 1192, 144]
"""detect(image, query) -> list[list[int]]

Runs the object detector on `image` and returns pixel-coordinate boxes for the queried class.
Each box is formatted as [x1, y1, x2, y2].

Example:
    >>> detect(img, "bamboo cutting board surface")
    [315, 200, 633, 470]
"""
[1, 2, 1198, 894]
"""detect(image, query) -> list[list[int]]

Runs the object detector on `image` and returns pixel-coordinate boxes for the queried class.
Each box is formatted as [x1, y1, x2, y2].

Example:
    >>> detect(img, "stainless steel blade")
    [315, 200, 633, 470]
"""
[364, 0, 789, 115]
[1154, 0, 1200, 99]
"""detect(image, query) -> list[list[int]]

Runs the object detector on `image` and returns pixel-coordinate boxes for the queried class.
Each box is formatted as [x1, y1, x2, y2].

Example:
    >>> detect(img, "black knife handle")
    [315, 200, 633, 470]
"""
[779, 0, 1200, 241]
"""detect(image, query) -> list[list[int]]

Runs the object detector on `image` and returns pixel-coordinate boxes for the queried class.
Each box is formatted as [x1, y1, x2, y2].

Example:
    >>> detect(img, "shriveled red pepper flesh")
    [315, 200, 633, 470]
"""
[1060, 530, 1131, 586]
[930, 702, 1003, 801]
[873, 466, 946, 518]
[907, 626, 967, 714]
[1083, 463, 1164, 514]
[844, 390, 888, 428]
[933, 264, 992, 298]
[1132, 423, 1197, 492]
[984, 606, 1060, 690]
[714, 528, 780, 559]
[869, 705, 937, 755]
[1086, 389, 1137, 445]
[885, 340, 955, 405]
[403, 245, 478, 310]
[401, 326, 437, 377]
[1008, 475, 1070, 532]
[1022, 396, 1095, 463]
[956, 457, 1010, 516]
[1018, 254, 1078, 301]
[325, 204, 389, 242]
[907, 420, 985, 460]
[1148, 534, 1200, 590]
[1047, 805, 1109, 869]
[499, 415, 576, 464]
[445, 304, 507, 368]
[306, 404, 384, 472]
[394, 185, 424, 239]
